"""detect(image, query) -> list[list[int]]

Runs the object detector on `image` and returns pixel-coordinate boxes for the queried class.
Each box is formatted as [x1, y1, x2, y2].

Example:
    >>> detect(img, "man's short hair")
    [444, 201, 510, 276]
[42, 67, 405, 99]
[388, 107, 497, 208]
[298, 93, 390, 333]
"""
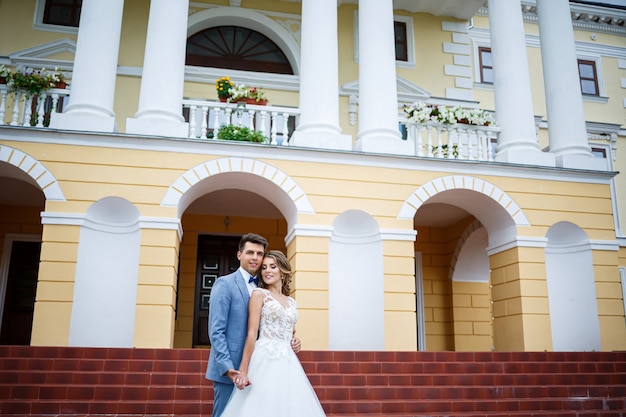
[238, 233, 268, 251]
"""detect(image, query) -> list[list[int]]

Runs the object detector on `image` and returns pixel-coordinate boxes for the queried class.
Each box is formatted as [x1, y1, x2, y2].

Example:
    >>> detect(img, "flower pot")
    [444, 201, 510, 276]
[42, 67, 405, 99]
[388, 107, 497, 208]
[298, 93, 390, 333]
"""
[238, 98, 267, 105]
[0, 76, 6, 84]
[54, 81, 67, 89]
[219, 97, 228, 102]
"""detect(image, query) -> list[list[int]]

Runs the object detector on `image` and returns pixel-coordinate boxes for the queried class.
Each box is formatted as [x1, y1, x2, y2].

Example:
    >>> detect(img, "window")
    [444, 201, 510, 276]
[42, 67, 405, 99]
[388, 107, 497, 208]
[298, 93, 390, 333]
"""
[591, 147, 607, 158]
[578, 60, 599, 96]
[478, 47, 493, 84]
[394, 21, 408, 62]
[43, 0, 81, 27]
[186, 26, 293, 75]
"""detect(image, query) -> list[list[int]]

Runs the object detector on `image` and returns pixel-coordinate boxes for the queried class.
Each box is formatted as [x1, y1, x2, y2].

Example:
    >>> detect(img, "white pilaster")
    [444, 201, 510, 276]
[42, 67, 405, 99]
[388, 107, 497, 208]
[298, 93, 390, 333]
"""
[536, 0, 605, 170]
[355, 0, 410, 155]
[126, 0, 189, 138]
[290, 0, 351, 150]
[488, 0, 555, 167]
[50, 0, 123, 133]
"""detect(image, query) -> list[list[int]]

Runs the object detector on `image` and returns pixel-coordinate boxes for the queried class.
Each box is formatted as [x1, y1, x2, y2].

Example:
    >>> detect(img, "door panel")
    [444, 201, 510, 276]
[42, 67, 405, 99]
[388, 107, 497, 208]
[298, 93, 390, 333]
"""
[193, 236, 239, 347]
[0, 240, 41, 345]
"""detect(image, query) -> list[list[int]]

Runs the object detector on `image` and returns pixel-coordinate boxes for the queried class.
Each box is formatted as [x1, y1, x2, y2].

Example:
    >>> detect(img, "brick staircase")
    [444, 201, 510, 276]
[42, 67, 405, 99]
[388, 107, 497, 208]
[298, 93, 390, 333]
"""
[0, 346, 625, 417]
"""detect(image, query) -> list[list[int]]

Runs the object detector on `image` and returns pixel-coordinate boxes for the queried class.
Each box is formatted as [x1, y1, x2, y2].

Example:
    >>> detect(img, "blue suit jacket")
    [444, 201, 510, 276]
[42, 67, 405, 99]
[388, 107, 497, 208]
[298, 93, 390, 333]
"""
[205, 269, 250, 384]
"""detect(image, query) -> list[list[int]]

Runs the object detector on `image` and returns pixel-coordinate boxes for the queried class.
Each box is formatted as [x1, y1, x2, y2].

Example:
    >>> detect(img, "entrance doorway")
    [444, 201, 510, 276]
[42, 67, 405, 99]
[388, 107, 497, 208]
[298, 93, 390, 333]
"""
[0, 238, 41, 345]
[193, 235, 240, 347]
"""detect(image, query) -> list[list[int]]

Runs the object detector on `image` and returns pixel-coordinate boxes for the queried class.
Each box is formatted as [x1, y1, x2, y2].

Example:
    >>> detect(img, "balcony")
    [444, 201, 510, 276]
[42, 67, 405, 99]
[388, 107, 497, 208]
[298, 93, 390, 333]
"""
[1, 85, 505, 164]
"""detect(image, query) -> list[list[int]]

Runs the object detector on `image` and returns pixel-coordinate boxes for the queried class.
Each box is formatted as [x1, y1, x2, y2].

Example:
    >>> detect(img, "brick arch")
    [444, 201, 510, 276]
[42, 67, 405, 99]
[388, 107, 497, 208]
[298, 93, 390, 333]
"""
[398, 175, 529, 226]
[161, 157, 314, 223]
[0, 144, 65, 201]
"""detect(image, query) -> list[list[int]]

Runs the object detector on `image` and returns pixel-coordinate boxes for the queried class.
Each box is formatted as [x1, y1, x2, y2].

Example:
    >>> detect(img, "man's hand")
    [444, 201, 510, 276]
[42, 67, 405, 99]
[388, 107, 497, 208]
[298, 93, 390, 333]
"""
[291, 337, 301, 354]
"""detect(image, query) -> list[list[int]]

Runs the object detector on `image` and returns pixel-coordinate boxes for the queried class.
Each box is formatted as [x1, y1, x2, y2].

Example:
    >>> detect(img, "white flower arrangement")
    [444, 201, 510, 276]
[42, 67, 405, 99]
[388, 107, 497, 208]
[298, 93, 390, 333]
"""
[404, 102, 496, 126]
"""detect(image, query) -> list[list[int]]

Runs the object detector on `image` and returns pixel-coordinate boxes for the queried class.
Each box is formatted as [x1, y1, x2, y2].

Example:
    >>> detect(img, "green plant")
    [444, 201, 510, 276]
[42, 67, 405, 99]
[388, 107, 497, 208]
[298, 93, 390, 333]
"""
[215, 124, 267, 143]
[6, 66, 68, 96]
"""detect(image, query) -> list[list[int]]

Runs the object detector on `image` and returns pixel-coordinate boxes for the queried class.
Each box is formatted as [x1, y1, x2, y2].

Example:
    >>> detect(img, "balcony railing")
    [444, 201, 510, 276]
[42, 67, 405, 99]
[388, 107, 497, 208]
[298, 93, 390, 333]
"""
[0, 84, 70, 128]
[0, 86, 503, 162]
[404, 121, 501, 162]
[182, 99, 300, 145]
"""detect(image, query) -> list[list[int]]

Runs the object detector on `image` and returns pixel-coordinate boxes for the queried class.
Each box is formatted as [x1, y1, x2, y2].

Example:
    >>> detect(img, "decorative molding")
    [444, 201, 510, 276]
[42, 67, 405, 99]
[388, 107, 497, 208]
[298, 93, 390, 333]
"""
[0, 144, 65, 201]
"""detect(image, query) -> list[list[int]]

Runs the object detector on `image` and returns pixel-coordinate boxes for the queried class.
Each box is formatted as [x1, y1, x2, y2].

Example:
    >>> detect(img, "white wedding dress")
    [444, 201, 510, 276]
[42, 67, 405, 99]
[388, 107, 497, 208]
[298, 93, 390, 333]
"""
[220, 288, 326, 417]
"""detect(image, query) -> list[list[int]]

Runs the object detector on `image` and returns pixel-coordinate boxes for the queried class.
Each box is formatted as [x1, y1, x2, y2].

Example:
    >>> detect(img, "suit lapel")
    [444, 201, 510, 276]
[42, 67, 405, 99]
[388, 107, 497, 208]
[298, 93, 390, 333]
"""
[234, 270, 250, 304]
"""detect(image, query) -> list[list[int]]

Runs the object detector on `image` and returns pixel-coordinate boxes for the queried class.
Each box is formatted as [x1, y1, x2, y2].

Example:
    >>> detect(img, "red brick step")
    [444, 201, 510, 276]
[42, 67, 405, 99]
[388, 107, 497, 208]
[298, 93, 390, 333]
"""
[0, 346, 624, 416]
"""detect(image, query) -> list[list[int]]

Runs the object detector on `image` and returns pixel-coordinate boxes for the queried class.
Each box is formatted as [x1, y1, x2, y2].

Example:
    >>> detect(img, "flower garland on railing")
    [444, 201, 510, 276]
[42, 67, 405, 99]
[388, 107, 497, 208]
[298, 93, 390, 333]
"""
[403, 101, 496, 127]
[0, 65, 68, 96]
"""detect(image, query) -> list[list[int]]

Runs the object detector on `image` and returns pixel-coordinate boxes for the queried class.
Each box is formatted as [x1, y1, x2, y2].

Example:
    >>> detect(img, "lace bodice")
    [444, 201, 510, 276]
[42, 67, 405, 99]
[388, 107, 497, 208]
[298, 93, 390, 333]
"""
[254, 288, 298, 358]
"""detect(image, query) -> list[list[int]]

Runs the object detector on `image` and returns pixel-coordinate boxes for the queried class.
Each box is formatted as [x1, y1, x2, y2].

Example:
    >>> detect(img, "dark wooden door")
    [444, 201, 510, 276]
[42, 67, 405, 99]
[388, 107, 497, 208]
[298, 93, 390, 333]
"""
[193, 235, 240, 347]
[0, 240, 41, 345]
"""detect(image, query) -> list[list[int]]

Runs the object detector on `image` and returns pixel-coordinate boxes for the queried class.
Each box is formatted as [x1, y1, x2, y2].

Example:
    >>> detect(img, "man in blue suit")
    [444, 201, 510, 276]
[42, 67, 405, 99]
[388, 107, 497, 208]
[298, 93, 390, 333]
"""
[205, 233, 300, 417]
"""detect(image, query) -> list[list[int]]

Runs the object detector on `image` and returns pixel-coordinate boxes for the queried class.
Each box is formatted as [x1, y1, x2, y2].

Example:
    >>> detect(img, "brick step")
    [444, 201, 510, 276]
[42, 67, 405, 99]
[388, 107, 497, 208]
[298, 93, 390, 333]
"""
[322, 397, 626, 414]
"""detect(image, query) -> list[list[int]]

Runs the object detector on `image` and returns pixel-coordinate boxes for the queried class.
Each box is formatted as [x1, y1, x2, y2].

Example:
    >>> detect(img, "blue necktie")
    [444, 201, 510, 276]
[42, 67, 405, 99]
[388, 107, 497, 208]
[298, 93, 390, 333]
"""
[248, 275, 259, 286]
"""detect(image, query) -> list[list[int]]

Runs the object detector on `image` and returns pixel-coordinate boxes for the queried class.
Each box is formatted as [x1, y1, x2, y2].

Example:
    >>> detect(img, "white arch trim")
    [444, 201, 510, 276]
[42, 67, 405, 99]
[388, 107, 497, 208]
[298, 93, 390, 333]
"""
[161, 157, 314, 214]
[398, 175, 530, 226]
[187, 7, 301, 74]
[0, 144, 65, 201]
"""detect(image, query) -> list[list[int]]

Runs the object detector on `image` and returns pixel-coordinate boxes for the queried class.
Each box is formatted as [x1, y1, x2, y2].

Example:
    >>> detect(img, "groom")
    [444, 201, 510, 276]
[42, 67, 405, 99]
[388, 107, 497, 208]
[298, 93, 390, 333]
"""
[205, 233, 301, 417]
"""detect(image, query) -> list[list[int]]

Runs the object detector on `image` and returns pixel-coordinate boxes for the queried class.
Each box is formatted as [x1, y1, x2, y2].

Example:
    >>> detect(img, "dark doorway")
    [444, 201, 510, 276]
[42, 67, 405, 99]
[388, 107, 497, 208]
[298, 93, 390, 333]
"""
[193, 235, 240, 347]
[0, 240, 41, 345]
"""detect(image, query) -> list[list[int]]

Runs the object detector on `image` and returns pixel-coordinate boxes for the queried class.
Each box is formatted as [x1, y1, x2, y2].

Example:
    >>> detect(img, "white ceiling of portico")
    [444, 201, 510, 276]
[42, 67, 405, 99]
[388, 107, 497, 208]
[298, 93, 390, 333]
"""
[278, 0, 487, 21]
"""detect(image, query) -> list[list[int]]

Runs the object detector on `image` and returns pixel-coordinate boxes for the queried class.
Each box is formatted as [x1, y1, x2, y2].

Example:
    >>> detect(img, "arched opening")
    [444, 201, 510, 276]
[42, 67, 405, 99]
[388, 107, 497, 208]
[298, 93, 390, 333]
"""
[0, 162, 46, 345]
[186, 26, 294, 74]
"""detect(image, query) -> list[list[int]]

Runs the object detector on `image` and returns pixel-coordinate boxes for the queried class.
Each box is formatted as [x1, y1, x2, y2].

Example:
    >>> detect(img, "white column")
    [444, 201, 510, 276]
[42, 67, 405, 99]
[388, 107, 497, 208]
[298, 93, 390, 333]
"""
[488, 0, 554, 166]
[126, 0, 189, 138]
[354, 0, 408, 155]
[50, 0, 123, 132]
[536, 0, 605, 170]
[290, 0, 351, 150]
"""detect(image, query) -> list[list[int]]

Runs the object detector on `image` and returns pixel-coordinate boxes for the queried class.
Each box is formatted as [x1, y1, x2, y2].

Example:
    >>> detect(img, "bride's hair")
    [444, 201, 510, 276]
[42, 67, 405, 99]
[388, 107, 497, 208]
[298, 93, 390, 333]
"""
[260, 250, 292, 296]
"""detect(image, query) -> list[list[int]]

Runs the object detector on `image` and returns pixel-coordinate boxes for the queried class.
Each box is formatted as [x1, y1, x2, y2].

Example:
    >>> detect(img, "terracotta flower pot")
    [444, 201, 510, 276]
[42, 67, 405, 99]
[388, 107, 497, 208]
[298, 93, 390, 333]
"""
[54, 81, 67, 89]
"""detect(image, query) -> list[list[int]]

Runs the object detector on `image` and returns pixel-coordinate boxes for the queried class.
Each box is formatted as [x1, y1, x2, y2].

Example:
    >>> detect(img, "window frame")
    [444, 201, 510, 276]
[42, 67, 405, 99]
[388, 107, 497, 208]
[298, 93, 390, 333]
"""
[34, 0, 79, 34]
[478, 46, 493, 85]
[578, 59, 599, 96]
[353, 12, 415, 69]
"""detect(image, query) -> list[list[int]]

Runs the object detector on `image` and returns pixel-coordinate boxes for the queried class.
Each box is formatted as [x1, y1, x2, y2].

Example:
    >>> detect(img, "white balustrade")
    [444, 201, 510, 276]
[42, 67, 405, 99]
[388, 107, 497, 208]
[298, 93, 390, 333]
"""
[0, 85, 70, 128]
[405, 121, 500, 162]
[182, 99, 300, 146]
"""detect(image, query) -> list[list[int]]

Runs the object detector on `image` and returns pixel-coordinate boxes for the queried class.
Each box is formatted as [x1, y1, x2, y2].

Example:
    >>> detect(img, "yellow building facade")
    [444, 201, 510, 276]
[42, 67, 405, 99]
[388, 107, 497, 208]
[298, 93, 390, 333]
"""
[0, 0, 624, 352]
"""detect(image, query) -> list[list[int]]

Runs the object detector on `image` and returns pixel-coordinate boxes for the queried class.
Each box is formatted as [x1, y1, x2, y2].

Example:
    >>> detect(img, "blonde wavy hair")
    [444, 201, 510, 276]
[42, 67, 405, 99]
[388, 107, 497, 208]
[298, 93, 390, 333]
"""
[259, 250, 292, 296]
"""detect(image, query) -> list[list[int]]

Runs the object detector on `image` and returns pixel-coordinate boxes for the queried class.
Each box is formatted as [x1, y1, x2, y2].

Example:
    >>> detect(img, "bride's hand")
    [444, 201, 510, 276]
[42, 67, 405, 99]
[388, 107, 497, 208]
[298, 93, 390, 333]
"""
[235, 373, 250, 389]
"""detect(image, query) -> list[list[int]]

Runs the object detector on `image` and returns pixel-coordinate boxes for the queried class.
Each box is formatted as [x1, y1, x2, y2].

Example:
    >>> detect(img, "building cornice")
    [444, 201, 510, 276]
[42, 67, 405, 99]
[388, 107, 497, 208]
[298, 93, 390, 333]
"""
[478, 1, 626, 36]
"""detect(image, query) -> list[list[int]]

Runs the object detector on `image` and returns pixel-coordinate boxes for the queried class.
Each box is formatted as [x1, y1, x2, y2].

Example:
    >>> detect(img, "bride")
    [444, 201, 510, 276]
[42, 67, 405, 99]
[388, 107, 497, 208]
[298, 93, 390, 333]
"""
[219, 250, 326, 417]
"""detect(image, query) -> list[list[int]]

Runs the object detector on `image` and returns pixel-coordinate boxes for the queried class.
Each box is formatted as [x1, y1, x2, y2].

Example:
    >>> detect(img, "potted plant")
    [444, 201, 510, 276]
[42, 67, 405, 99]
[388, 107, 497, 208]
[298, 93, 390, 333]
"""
[215, 76, 268, 105]
[6, 66, 69, 97]
[214, 124, 267, 143]
[216, 76, 233, 102]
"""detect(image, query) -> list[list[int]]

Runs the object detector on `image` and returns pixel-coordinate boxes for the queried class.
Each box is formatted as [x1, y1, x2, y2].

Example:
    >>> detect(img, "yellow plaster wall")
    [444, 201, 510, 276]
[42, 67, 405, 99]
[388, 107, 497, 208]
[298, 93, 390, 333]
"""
[452, 281, 493, 351]
[31, 224, 80, 346]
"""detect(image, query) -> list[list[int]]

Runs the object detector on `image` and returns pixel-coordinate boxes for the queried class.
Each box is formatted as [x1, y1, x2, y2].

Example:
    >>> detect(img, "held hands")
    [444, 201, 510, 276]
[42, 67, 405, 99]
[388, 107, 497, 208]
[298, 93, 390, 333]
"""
[228, 369, 250, 390]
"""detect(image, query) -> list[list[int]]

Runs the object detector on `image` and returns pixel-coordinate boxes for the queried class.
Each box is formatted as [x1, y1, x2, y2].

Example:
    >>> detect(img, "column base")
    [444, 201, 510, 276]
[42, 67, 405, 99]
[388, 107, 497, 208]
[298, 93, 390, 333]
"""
[126, 117, 189, 138]
[50, 111, 118, 133]
[289, 131, 353, 151]
[494, 148, 556, 167]
[556, 153, 608, 171]
[354, 133, 411, 156]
